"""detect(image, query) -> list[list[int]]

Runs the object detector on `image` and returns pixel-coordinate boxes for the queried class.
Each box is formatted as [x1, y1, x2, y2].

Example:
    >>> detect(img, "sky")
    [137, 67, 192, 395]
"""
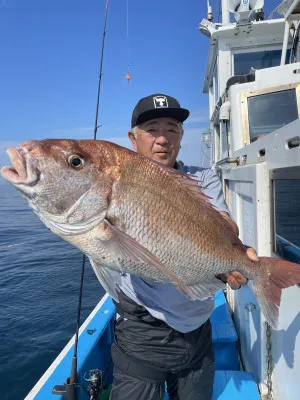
[0, 0, 281, 169]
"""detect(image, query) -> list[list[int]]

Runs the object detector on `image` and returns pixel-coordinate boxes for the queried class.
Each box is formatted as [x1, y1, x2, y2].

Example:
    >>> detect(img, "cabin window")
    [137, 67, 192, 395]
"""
[248, 89, 298, 142]
[234, 49, 290, 76]
[272, 167, 300, 264]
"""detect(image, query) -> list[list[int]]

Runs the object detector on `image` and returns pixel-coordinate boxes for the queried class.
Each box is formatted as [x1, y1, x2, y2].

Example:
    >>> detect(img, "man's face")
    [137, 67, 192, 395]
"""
[128, 117, 182, 167]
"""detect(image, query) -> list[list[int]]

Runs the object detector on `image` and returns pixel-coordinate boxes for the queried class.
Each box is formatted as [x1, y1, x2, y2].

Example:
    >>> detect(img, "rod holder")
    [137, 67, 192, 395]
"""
[52, 378, 77, 400]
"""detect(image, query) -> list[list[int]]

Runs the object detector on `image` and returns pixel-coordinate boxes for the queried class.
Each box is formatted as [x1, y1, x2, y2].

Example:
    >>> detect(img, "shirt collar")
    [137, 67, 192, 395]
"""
[174, 161, 184, 172]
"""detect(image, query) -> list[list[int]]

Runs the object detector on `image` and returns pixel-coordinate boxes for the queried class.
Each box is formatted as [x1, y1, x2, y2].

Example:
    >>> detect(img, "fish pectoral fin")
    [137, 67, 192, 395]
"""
[89, 259, 120, 301]
[185, 278, 226, 301]
[97, 219, 188, 293]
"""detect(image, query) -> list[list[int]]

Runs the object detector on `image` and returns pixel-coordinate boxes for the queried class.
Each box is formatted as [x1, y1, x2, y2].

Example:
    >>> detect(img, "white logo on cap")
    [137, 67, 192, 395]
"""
[153, 96, 168, 108]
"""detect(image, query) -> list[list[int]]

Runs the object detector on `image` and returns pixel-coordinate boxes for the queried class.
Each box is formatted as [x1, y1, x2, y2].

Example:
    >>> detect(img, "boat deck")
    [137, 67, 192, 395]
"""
[25, 291, 261, 399]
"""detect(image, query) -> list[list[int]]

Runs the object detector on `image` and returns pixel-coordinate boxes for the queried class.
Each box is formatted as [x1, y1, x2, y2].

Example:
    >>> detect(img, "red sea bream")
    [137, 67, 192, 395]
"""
[1, 139, 300, 328]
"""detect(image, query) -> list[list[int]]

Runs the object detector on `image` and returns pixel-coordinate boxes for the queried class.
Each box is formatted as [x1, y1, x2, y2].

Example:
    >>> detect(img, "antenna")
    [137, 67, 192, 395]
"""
[228, 0, 264, 22]
[199, 0, 218, 38]
[207, 0, 213, 21]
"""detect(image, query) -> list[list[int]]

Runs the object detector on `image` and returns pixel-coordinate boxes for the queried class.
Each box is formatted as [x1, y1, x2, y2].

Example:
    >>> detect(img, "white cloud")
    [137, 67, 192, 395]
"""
[0, 113, 212, 174]
[101, 135, 131, 149]
[179, 126, 211, 168]
[48, 124, 131, 147]
[179, 108, 211, 167]
[185, 109, 209, 125]
[49, 126, 95, 139]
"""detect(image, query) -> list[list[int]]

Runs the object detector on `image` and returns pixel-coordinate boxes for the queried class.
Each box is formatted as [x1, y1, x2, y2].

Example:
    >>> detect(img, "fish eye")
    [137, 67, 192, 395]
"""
[68, 155, 84, 168]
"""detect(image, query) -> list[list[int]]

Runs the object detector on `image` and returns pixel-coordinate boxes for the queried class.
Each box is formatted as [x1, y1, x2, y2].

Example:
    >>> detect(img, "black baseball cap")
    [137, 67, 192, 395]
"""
[131, 93, 190, 128]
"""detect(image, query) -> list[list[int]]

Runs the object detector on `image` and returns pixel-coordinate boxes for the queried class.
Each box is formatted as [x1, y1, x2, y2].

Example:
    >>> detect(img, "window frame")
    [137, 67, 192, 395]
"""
[232, 45, 289, 75]
[271, 166, 300, 262]
[241, 83, 300, 146]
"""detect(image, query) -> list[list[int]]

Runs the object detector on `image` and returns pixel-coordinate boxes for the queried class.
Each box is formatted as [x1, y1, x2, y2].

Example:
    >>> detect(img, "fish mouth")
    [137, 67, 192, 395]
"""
[1, 146, 40, 186]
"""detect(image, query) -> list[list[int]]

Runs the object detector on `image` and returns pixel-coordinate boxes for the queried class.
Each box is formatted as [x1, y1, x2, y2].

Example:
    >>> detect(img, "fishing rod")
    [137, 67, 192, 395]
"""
[93, 0, 109, 140]
[52, 0, 110, 399]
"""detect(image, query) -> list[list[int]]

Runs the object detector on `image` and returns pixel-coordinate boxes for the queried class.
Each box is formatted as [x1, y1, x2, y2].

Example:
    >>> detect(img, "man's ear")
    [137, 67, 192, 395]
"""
[128, 130, 137, 151]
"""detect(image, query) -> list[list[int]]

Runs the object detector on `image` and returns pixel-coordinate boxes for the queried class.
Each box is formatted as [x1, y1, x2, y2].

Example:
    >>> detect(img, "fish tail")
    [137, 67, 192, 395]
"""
[251, 257, 300, 329]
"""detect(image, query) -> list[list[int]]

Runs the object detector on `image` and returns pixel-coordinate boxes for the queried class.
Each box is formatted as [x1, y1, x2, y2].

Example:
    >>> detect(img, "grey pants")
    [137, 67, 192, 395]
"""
[109, 317, 214, 400]
[110, 362, 215, 400]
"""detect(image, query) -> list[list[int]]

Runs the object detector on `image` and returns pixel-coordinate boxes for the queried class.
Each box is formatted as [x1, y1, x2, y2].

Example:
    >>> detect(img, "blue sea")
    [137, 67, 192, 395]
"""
[0, 182, 105, 400]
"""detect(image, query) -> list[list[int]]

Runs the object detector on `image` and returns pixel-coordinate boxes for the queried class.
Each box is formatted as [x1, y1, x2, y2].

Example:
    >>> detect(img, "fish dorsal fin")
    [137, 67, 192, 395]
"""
[148, 158, 210, 199]
[153, 161, 242, 243]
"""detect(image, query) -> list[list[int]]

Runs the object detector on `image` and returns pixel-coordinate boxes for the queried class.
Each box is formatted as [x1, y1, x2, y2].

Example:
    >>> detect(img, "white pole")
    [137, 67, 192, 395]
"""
[281, 20, 290, 65]
[222, 0, 230, 25]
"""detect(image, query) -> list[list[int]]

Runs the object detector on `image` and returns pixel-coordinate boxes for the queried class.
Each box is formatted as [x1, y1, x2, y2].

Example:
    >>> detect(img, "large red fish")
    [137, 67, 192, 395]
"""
[1, 139, 300, 328]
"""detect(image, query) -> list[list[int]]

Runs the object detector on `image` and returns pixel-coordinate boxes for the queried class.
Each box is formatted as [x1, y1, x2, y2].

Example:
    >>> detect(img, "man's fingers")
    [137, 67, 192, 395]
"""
[216, 271, 248, 290]
[226, 274, 242, 290]
[215, 273, 228, 284]
[216, 272, 241, 289]
[230, 271, 248, 286]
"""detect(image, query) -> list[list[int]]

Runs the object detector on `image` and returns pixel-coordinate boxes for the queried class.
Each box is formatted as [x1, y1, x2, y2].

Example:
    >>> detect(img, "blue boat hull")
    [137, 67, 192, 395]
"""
[25, 292, 261, 399]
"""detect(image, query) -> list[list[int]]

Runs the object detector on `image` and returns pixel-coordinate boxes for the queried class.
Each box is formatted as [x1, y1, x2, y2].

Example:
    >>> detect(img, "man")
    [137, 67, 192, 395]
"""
[106, 94, 258, 400]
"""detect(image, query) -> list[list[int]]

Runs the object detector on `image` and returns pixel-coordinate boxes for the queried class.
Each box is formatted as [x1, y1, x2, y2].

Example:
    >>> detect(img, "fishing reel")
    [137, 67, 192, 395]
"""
[84, 369, 103, 400]
[52, 368, 103, 400]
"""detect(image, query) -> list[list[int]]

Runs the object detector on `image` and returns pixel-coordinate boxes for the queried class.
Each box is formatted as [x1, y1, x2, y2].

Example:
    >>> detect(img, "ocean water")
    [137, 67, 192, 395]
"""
[0, 182, 105, 400]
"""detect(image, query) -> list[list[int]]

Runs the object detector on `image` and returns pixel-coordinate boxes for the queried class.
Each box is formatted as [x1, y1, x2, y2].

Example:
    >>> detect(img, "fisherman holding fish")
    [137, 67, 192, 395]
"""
[2, 94, 300, 400]
[107, 94, 257, 400]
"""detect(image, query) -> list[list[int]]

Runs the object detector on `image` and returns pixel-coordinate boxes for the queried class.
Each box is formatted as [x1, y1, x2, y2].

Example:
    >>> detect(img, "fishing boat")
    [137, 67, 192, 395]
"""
[24, 0, 300, 399]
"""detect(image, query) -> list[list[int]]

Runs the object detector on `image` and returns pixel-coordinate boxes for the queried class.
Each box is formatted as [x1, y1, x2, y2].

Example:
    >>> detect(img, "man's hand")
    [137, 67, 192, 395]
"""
[216, 248, 259, 290]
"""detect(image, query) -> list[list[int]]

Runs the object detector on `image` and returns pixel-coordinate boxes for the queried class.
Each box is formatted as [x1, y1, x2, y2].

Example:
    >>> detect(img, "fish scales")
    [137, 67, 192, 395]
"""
[107, 150, 245, 281]
[1, 139, 300, 329]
